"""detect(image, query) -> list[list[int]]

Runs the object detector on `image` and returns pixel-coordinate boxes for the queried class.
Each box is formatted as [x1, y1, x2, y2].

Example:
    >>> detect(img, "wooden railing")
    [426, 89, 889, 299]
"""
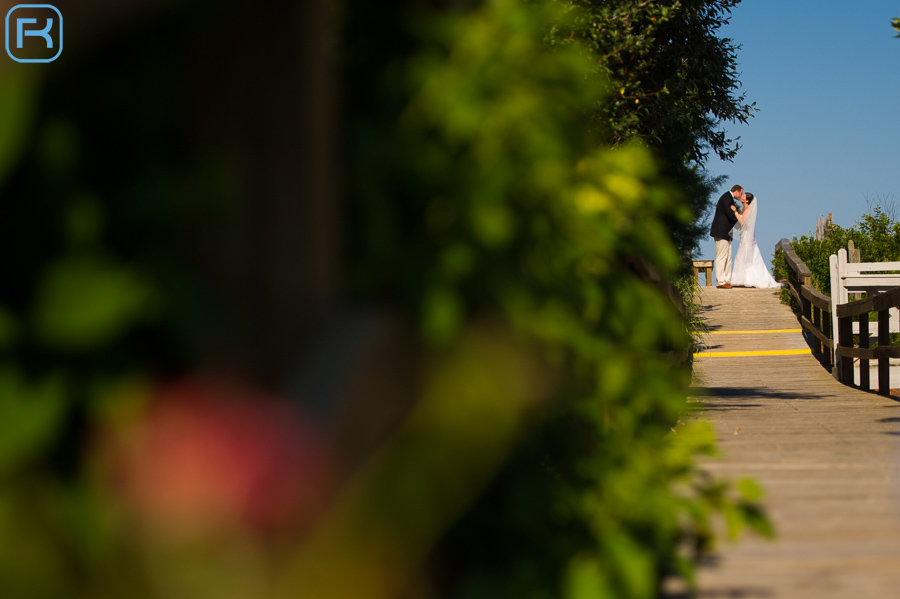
[776, 239, 834, 368]
[777, 238, 900, 395]
[835, 288, 900, 393]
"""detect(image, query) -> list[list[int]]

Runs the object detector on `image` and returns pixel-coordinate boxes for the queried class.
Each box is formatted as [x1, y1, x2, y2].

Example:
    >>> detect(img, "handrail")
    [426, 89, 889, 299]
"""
[776, 238, 811, 284]
[833, 285, 900, 393]
[776, 238, 833, 367]
[836, 286, 900, 318]
[802, 286, 831, 312]
[778, 238, 900, 395]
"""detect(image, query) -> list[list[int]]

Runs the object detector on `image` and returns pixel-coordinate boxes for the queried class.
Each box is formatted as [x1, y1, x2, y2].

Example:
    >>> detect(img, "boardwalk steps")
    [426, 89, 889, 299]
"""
[690, 287, 900, 598]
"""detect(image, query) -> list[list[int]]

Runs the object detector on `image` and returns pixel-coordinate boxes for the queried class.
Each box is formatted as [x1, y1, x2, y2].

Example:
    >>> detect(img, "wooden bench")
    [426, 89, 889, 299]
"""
[829, 246, 900, 377]
[693, 260, 714, 286]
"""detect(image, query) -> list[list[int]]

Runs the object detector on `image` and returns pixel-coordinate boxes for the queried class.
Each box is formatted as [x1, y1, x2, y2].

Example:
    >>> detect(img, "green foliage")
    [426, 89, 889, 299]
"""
[543, 0, 753, 256]
[0, 0, 769, 596]
[665, 165, 726, 259]
[548, 0, 752, 165]
[33, 254, 152, 351]
[345, 1, 770, 597]
[0, 368, 68, 475]
[0, 69, 40, 188]
[674, 272, 705, 357]
[0, 9, 230, 594]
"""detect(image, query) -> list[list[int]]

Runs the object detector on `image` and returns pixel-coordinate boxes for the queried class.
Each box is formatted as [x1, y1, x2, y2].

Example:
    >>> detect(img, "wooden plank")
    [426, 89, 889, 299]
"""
[842, 275, 900, 287]
[830, 253, 841, 377]
[848, 239, 861, 263]
[799, 315, 832, 349]
[693, 260, 714, 286]
[776, 238, 811, 284]
[812, 305, 823, 355]
[838, 315, 854, 383]
[824, 307, 834, 366]
[788, 281, 803, 309]
[691, 286, 900, 598]
[836, 286, 900, 318]
[800, 285, 831, 312]
[879, 310, 891, 395]
[801, 292, 812, 352]
[841, 261, 900, 272]
[859, 315, 870, 390]
[835, 345, 900, 359]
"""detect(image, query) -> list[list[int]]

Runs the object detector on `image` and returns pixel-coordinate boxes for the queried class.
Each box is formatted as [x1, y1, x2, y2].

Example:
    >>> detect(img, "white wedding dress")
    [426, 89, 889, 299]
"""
[731, 197, 782, 289]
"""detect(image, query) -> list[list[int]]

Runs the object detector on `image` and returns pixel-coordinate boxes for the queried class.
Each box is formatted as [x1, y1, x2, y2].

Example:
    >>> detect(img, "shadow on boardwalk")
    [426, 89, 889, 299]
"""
[695, 385, 900, 404]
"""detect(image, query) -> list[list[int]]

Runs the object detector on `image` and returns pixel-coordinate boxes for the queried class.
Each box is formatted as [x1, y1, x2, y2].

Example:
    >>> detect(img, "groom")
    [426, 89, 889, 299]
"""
[709, 184, 742, 289]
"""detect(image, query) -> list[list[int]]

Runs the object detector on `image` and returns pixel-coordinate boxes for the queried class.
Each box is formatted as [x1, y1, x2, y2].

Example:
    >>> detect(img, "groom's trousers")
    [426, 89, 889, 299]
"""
[714, 237, 732, 285]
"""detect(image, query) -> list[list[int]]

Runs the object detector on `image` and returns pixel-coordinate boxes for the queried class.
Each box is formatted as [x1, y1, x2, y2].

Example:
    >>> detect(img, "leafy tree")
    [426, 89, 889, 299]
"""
[344, 2, 770, 597]
[546, 0, 754, 256]
[550, 0, 752, 164]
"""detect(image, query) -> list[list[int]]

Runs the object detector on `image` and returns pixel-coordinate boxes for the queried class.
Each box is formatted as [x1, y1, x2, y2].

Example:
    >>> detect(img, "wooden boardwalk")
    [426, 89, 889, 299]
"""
[691, 287, 900, 598]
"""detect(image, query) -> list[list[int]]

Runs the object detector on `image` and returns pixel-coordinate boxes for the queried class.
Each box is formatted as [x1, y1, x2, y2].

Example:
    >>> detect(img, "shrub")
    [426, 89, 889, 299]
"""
[773, 207, 900, 305]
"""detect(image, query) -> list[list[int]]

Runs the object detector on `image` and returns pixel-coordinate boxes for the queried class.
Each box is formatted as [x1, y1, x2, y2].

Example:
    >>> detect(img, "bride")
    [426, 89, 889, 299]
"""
[730, 192, 782, 289]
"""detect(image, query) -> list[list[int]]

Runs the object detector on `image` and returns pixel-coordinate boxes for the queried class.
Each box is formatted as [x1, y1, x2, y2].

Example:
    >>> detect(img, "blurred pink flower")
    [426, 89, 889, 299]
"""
[111, 378, 334, 541]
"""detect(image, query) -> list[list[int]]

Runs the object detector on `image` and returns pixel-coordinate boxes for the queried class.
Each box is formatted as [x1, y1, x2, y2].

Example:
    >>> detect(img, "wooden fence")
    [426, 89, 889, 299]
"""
[776, 239, 834, 367]
[776, 238, 900, 395]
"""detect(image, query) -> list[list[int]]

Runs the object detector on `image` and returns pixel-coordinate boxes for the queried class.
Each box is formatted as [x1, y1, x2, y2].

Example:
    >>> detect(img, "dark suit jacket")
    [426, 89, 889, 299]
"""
[709, 191, 739, 240]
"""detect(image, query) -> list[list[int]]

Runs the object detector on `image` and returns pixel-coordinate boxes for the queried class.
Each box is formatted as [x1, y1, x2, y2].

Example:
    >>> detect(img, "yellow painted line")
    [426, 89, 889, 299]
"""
[696, 349, 811, 358]
[709, 329, 802, 335]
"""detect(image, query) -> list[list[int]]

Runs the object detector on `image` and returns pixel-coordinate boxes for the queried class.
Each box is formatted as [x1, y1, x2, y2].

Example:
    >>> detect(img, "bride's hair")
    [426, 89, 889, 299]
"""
[744, 193, 755, 204]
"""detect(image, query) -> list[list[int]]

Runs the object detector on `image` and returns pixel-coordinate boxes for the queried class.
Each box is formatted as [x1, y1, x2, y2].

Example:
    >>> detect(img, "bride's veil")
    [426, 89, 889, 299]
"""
[743, 195, 758, 243]
[732, 194, 780, 288]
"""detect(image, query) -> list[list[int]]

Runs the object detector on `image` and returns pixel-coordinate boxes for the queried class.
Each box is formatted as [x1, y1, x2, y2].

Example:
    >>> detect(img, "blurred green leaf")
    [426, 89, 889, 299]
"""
[565, 556, 614, 599]
[470, 203, 514, 248]
[737, 478, 763, 503]
[422, 286, 464, 346]
[33, 255, 152, 351]
[0, 307, 19, 350]
[741, 503, 776, 540]
[722, 502, 744, 540]
[0, 67, 40, 188]
[0, 368, 67, 474]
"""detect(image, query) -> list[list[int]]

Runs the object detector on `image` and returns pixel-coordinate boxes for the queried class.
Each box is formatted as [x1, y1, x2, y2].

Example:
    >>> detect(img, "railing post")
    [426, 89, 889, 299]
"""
[839, 315, 855, 384]
[859, 313, 870, 390]
[801, 293, 813, 350]
[830, 253, 841, 378]
[848, 239, 861, 264]
[812, 306, 822, 355]
[879, 309, 890, 396]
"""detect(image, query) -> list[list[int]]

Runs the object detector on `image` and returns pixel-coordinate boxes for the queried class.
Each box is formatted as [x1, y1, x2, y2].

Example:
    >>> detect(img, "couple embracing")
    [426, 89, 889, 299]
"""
[710, 184, 781, 289]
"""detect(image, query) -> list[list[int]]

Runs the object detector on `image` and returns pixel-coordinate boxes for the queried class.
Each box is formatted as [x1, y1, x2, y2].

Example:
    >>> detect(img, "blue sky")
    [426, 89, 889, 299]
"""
[697, 0, 900, 271]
